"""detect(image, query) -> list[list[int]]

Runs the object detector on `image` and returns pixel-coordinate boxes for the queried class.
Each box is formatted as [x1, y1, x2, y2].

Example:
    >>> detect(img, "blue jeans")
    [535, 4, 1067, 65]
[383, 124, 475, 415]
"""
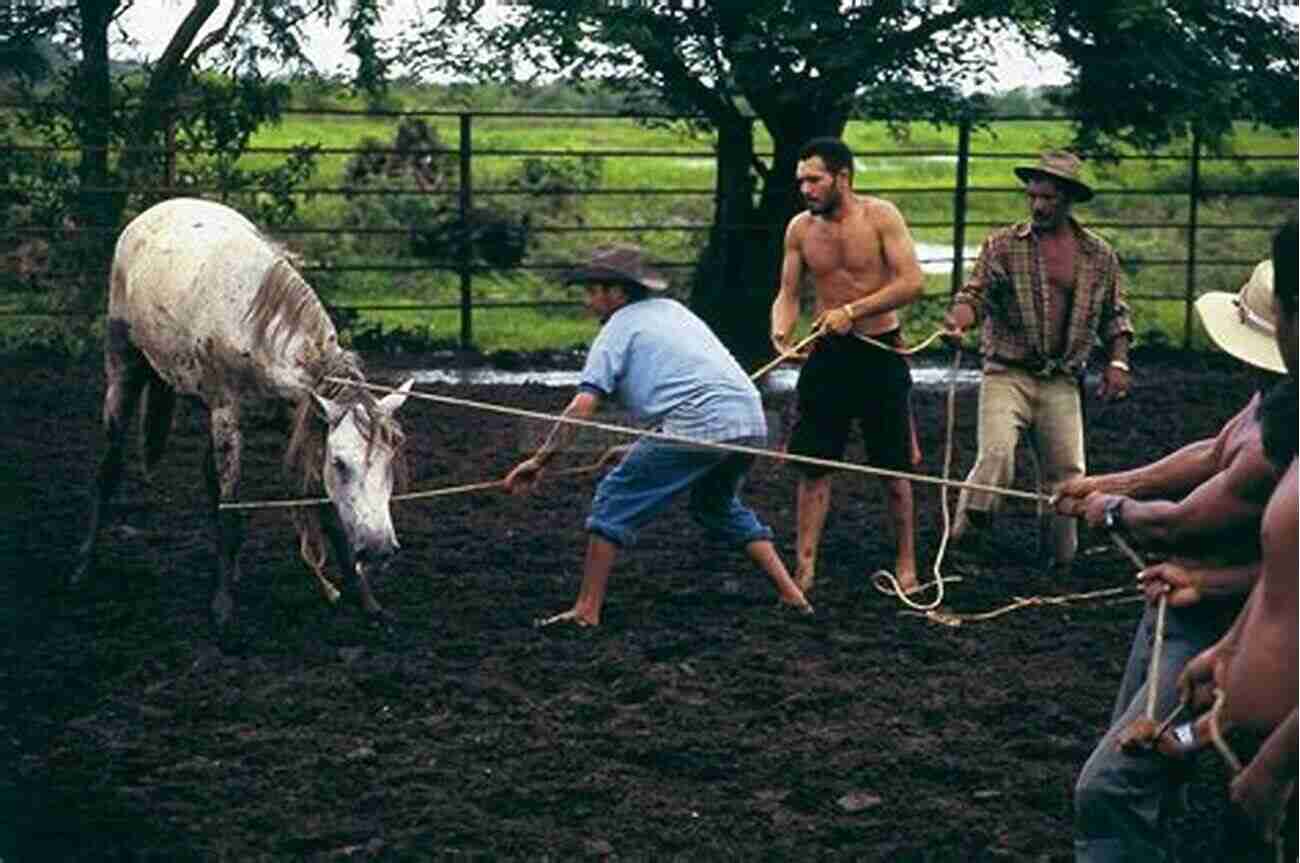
[585, 436, 773, 548]
[1074, 602, 1235, 862]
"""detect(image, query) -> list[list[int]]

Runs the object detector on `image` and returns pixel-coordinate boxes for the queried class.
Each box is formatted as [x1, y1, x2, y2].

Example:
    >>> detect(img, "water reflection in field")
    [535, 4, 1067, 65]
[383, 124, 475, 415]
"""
[407, 364, 983, 390]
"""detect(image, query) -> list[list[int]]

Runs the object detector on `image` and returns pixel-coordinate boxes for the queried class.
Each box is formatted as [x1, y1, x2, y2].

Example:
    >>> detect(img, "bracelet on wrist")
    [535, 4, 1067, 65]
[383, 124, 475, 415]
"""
[1109, 359, 1131, 373]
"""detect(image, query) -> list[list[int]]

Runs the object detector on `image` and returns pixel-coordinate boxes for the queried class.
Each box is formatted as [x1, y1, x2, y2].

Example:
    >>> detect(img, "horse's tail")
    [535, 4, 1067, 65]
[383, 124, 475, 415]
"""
[139, 370, 177, 480]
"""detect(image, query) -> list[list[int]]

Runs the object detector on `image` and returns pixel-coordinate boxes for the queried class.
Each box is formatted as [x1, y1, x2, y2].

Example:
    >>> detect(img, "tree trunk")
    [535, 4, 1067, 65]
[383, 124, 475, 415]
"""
[70, 0, 118, 307]
[690, 109, 847, 370]
[688, 116, 774, 370]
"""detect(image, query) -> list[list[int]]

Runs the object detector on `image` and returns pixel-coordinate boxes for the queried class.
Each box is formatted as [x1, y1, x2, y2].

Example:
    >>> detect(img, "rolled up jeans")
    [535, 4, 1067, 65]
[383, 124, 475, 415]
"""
[585, 436, 773, 549]
[955, 367, 1084, 563]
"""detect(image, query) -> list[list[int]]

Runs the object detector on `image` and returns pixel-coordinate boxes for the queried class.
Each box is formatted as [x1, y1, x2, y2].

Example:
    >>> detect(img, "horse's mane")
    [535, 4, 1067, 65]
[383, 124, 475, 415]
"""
[253, 258, 409, 576]
[246, 258, 336, 355]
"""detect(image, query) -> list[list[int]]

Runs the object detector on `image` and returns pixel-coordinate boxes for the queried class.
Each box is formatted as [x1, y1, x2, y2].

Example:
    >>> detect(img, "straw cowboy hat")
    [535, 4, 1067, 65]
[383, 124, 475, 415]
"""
[1194, 260, 1286, 374]
[565, 244, 669, 292]
[1014, 150, 1095, 203]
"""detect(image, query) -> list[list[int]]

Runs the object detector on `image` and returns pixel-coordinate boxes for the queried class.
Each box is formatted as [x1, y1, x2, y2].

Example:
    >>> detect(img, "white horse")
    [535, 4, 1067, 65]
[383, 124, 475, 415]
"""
[76, 198, 415, 629]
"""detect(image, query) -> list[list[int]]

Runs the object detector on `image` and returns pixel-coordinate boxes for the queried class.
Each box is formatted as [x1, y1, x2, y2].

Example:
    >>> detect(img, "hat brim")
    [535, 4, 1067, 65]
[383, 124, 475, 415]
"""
[1194, 291, 1286, 373]
[1014, 167, 1094, 203]
[564, 263, 668, 292]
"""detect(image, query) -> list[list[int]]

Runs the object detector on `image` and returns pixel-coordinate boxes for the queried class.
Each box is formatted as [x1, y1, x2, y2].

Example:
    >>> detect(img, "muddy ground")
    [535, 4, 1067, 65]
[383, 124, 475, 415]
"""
[0, 349, 1281, 861]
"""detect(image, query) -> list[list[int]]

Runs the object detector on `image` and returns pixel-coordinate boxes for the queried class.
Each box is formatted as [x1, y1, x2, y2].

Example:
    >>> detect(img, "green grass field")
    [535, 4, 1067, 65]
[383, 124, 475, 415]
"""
[3, 85, 1295, 357]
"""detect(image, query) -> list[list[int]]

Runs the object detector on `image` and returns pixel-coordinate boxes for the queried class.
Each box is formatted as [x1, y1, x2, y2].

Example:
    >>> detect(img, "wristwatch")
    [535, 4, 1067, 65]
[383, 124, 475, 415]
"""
[1103, 496, 1127, 533]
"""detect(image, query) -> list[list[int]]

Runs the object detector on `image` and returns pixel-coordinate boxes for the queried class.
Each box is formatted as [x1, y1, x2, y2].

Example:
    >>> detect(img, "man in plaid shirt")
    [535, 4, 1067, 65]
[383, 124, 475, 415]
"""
[943, 150, 1134, 574]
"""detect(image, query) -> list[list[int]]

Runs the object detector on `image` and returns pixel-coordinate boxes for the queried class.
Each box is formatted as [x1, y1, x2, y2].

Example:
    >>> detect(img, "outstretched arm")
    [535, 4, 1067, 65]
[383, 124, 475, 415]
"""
[1056, 437, 1219, 503]
[1073, 433, 1278, 548]
[1057, 397, 1258, 504]
[504, 390, 601, 494]
[1137, 559, 1259, 607]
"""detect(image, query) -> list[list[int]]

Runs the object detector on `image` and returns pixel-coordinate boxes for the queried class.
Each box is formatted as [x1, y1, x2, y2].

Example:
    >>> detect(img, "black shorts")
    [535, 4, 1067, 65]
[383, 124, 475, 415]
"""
[787, 330, 913, 476]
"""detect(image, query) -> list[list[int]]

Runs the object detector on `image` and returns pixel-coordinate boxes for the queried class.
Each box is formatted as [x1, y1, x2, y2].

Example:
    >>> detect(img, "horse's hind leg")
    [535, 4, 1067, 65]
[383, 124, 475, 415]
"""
[140, 374, 177, 480]
[74, 322, 152, 587]
[203, 403, 245, 630]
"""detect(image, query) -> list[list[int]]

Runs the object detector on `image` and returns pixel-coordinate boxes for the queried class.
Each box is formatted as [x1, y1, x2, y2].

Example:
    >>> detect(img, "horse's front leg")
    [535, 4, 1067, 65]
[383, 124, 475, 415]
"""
[203, 404, 244, 630]
[322, 515, 390, 623]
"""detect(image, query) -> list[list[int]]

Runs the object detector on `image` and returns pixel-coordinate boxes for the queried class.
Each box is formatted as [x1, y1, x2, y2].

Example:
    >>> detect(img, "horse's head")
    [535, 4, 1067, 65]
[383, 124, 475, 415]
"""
[312, 379, 414, 577]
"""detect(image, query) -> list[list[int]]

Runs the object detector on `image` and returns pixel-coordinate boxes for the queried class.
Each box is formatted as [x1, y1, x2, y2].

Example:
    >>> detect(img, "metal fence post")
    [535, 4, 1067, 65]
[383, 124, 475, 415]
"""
[1182, 131, 1201, 350]
[458, 112, 473, 349]
[951, 117, 972, 297]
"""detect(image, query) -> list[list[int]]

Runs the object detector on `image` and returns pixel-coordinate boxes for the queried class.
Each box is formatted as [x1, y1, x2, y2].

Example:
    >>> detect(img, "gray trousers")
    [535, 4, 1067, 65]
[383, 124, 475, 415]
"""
[955, 368, 1085, 563]
[1073, 603, 1231, 862]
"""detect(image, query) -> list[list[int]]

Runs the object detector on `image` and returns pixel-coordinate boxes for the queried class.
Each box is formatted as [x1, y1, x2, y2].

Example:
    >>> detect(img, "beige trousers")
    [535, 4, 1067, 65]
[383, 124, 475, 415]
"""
[955, 368, 1085, 564]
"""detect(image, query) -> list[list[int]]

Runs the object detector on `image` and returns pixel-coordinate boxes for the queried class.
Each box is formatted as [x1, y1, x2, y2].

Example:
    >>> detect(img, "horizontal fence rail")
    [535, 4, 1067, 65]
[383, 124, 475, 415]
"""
[1, 106, 1294, 351]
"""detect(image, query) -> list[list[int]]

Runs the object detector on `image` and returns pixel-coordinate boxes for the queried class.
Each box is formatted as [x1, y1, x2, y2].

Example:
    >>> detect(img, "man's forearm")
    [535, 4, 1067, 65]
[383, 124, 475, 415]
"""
[771, 294, 800, 341]
[1091, 439, 1218, 498]
[1180, 560, 1260, 600]
[534, 393, 598, 464]
[847, 274, 923, 319]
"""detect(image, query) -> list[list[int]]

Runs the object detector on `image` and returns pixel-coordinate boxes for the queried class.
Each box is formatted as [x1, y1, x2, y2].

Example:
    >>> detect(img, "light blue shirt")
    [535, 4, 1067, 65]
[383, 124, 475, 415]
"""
[579, 297, 767, 443]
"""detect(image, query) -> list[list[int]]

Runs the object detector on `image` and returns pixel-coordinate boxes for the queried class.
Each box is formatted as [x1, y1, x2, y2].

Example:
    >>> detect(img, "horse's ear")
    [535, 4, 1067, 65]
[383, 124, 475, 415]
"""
[313, 393, 346, 425]
[377, 379, 415, 416]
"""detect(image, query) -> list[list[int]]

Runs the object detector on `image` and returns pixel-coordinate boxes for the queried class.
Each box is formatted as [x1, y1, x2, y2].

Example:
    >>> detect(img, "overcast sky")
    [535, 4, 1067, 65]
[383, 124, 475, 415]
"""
[115, 1, 1071, 92]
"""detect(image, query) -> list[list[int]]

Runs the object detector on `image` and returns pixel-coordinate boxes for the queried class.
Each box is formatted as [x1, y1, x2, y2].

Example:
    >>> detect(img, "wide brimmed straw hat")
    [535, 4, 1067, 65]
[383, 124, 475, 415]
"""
[1014, 150, 1094, 203]
[565, 244, 668, 292]
[1194, 260, 1286, 373]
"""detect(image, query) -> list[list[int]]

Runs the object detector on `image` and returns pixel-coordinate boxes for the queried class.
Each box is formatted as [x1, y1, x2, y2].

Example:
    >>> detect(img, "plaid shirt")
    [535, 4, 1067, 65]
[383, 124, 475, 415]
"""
[954, 218, 1134, 376]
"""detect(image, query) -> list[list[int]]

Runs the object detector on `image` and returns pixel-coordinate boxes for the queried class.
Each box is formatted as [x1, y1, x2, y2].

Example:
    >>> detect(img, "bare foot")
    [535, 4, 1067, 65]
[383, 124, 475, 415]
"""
[534, 608, 598, 629]
[871, 569, 925, 598]
[779, 596, 815, 616]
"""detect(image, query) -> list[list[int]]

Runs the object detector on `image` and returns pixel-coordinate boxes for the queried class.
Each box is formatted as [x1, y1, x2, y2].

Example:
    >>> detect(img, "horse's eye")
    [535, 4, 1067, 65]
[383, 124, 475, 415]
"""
[331, 456, 350, 478]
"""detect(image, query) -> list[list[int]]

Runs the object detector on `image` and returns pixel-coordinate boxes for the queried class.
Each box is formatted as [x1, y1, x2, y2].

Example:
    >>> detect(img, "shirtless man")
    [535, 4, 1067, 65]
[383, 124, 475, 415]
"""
[770, 136, 924, 594]
[1053, 226, 1295, 861]
[944, 150, 1133, 575]
[1170, 217, 1298, 850]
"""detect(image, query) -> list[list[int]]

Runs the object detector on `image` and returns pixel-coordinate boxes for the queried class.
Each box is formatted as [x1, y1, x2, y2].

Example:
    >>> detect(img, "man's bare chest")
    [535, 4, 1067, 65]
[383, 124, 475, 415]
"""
[1038, 238, 1077, 293]
[801, 223, 883, 275]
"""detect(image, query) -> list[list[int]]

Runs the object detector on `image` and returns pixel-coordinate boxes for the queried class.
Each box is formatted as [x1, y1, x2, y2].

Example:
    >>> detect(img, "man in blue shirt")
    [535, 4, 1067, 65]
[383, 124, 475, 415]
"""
[505, 245, 813, 628]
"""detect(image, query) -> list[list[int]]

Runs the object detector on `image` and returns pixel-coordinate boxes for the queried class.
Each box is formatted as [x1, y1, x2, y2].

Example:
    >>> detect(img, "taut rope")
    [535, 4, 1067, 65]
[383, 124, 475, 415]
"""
[321, 376, 1055, 506]
[218, 462, 605, 511]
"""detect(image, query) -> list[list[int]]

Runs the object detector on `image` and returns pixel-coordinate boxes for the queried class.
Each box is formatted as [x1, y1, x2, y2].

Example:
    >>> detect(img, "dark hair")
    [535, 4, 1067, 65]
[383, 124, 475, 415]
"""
[1271, 215, 1297, 319]
[620, 282, 650, 302]
[799, 137, 854, 179]
[1258, 375, 1297, 469]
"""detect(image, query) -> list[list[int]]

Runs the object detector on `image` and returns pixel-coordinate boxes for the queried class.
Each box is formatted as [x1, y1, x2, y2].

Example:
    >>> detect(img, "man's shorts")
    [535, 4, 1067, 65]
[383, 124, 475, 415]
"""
[585, 436, 773, 548]
[788, 330, 913, 477]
